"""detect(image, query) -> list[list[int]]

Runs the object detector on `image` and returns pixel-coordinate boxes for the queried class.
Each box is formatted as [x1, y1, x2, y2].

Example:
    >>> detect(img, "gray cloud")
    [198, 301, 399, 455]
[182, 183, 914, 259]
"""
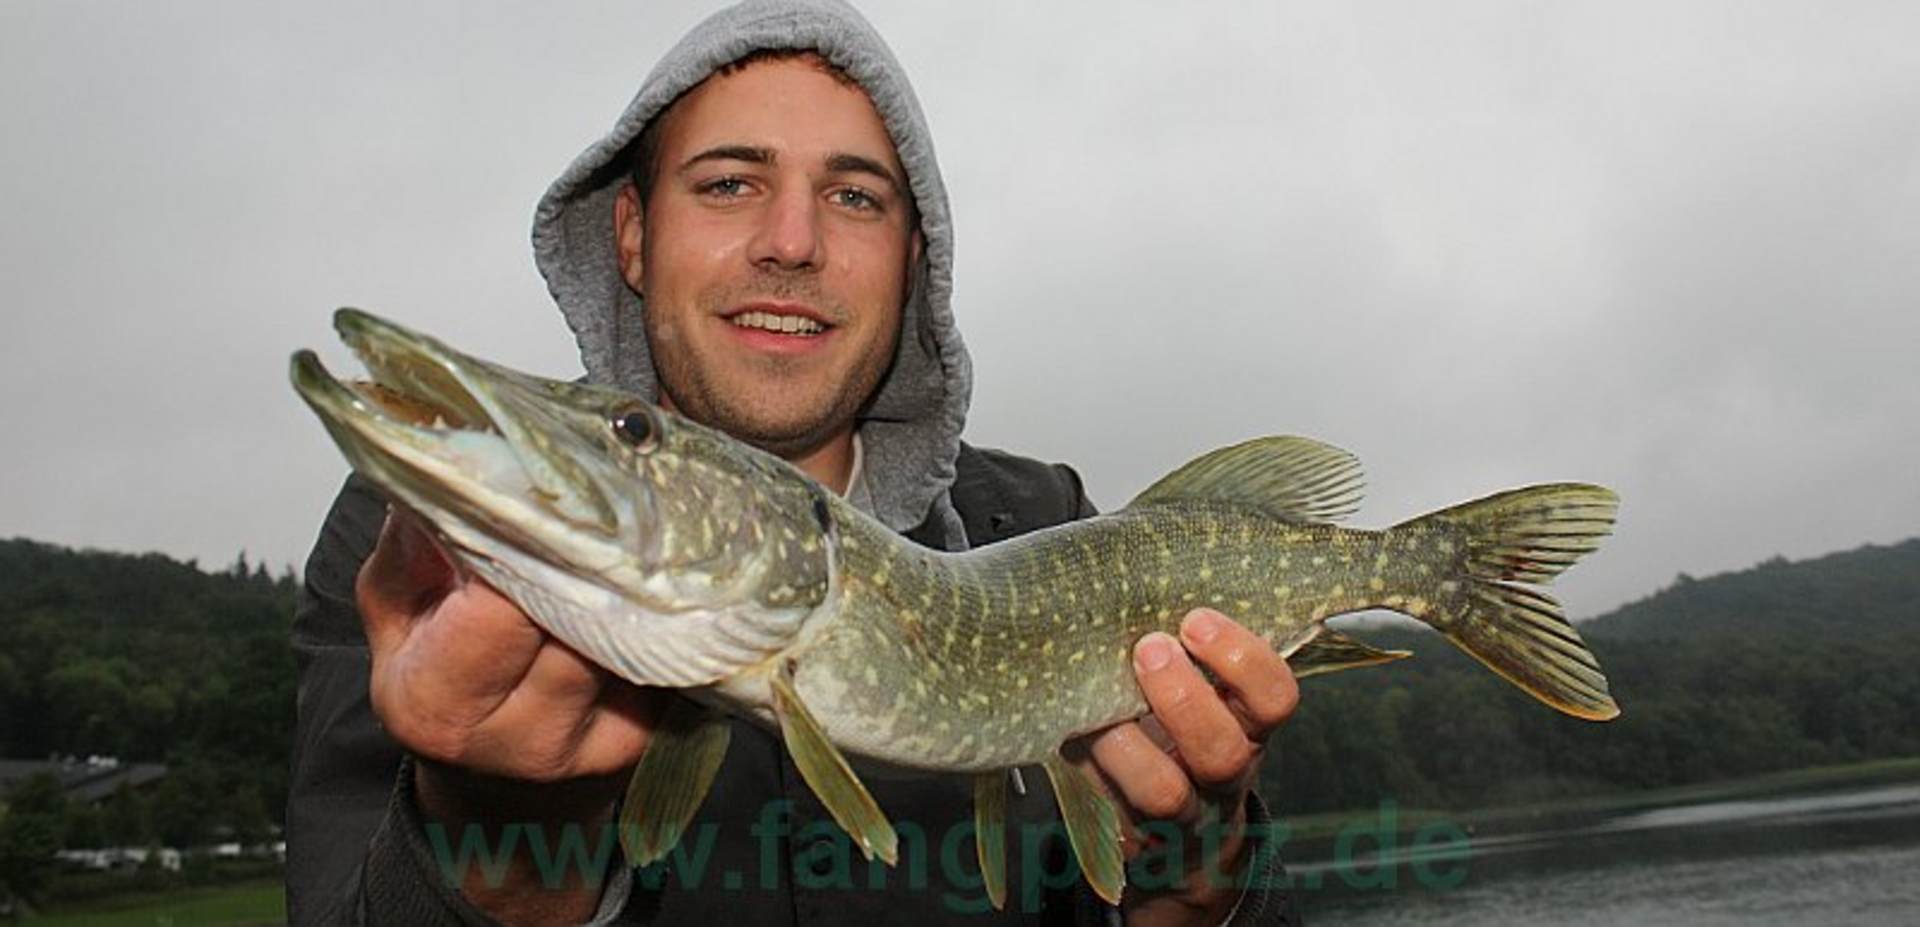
[4, 1, 1915, 618]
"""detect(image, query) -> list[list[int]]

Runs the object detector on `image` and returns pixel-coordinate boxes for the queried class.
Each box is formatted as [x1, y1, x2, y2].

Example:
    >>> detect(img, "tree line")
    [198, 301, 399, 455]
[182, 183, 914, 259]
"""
[0, 540, 293, 872]
[2, 535, 1916, 899]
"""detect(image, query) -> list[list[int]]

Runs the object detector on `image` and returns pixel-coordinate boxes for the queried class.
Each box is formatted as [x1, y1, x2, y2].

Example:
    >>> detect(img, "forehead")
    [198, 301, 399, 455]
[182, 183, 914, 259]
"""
[656, 57, 904, 174]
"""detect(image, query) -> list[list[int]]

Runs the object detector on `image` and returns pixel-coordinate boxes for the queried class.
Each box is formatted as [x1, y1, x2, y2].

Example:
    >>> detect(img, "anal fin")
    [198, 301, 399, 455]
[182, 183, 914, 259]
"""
[1287, 627, 1413, 679]
[619, 696, 731, 867]
[974, 772, 1009, 909]
[771, 661, 899, 865]
[1041, 753, 1125, 905]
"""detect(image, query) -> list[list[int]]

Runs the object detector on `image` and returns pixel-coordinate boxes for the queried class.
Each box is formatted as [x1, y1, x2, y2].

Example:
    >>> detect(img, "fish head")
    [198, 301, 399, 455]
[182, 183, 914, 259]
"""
[291, 308, 831, 685]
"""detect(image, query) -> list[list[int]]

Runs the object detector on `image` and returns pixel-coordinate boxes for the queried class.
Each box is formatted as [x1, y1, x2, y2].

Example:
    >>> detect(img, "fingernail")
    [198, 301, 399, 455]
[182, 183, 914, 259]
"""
[1183, 609, 1223, 645]
[1135, 633, 1176, 672]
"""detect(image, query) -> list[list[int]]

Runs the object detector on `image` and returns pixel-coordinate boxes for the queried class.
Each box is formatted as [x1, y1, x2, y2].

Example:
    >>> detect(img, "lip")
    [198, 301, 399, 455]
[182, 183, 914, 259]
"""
[721, 300, 833, 326]
[718, 300, 837, 355]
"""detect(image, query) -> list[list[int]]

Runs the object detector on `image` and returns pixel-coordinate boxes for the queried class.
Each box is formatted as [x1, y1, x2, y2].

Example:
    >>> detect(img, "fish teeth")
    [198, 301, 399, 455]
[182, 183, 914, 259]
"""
[730, 311, 825, 335]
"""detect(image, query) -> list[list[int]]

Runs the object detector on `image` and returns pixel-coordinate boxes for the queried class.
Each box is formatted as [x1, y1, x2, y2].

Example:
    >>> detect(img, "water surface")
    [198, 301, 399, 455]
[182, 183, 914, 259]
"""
[1298, 782, 1920, 925]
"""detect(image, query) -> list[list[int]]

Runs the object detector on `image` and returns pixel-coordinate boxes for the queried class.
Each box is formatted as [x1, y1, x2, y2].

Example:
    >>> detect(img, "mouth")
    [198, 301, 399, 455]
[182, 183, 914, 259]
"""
[292, 308, 622, 537]
[314, 309, 503, 437]
[289, 311, 520, 492]
[723, 302, 833, 337]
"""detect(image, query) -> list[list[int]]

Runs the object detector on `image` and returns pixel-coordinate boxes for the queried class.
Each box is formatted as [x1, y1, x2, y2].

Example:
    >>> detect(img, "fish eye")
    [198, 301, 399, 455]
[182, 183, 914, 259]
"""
[611, 405, 658, 450]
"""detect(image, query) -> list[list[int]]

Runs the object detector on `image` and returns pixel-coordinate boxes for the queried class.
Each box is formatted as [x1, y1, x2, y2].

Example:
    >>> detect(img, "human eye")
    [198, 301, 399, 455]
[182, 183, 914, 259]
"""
[829, 186, 883, 213]
[695, 176, 751, 200]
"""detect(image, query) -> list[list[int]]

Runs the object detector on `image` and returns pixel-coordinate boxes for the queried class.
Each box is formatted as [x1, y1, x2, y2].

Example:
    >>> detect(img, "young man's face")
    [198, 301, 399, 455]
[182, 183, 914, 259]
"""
[617, 56, 920, 457]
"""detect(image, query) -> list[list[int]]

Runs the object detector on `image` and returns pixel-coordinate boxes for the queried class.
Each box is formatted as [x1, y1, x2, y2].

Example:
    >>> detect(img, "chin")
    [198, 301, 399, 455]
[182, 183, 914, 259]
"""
[711, 402, 844, 458]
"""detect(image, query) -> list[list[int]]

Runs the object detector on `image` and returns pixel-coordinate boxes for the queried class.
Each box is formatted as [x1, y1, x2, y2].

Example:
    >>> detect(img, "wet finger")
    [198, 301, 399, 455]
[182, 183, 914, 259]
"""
[1134, 632, 1258, 791]
[1178, 609, 1299, 740]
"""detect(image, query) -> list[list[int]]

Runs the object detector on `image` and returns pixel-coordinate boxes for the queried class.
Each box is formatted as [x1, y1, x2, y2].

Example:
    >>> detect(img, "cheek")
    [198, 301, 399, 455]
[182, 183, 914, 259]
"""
[840, 237, 914, 307]
[647, 212, 739, 289]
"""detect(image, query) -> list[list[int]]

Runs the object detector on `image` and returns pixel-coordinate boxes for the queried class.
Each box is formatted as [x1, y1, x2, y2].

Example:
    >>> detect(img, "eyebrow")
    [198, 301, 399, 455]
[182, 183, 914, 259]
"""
[679, 144, 775, 172]
[825, 152, 906, 196]
[678, 145, 906, 196]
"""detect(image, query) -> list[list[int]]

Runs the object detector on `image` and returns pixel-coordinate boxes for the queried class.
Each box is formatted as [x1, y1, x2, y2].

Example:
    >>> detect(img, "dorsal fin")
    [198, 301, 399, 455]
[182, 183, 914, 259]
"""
[1128, 436, 1365, 523]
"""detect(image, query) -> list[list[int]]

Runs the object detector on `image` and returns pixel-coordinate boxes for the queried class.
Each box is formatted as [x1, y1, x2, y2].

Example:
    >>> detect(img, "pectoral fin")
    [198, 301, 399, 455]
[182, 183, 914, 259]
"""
[619, 696, 731, 867]
[1041, 753, 1125, 905]
[771, 661, 899, 864]
[974, 772, 1010, 909]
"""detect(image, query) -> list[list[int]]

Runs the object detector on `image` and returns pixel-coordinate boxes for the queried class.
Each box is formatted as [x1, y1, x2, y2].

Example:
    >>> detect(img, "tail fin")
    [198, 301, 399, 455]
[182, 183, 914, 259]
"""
[1403, 483, 1621, 721]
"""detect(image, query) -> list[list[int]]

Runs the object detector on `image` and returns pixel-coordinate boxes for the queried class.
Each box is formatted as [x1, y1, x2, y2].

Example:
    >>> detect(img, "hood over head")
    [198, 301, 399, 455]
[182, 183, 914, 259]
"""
[531, 0, 971, 549]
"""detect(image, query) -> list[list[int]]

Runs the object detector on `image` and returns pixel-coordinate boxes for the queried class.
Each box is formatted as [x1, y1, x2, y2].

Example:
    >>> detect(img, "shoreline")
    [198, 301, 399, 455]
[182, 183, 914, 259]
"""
[1276, 755, 1920, 857]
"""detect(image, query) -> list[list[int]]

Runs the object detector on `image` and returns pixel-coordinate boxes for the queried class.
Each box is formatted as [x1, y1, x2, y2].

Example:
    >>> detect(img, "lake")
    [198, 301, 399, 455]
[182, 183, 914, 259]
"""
[1293, 782, 1920, 925]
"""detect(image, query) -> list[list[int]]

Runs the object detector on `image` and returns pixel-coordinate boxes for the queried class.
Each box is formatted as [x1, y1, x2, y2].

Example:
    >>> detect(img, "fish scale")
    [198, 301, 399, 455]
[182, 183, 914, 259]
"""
[795, 503, 1452, 772]
[291, 309, 1623, 908]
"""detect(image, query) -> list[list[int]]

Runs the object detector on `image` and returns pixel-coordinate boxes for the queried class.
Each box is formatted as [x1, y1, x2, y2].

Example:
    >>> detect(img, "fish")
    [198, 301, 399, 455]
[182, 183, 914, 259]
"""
[290, 308, 1622, 906]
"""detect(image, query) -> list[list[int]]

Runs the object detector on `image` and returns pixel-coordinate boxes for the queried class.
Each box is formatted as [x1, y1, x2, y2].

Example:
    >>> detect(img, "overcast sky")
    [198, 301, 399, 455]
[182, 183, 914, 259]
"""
[4, 0, 1916, 619]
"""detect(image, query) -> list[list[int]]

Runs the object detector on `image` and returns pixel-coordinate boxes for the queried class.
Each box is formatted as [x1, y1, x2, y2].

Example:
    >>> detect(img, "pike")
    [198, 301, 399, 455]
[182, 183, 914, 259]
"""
[291, 309, 1622, 906]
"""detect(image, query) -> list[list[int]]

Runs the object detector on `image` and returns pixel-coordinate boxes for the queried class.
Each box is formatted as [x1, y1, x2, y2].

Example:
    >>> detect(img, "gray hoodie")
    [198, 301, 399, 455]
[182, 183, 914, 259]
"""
[287, 5, 1301, 924]
[531, 0, 972, 550]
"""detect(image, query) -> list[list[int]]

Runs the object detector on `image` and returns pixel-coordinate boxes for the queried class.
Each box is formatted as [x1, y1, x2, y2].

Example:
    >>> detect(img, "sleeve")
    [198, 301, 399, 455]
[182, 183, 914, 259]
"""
[284, 476, 636, 926]
[1219, 791, 1304, 927]
[285, 473, 400, 925]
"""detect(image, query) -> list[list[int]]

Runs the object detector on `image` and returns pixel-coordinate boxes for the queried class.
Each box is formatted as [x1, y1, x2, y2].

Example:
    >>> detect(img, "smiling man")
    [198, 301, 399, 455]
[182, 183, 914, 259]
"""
[613, 55, 919, 481]
[287, 2, 1302, 925]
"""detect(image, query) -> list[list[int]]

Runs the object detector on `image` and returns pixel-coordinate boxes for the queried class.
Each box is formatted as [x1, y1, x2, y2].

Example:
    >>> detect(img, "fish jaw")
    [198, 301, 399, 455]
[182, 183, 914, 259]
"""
[290, 309, 835, 687]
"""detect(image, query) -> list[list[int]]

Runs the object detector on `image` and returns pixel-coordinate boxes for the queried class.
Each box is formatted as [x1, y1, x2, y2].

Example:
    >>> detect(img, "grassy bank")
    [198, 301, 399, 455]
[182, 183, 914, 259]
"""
[18, 878, 283, 927]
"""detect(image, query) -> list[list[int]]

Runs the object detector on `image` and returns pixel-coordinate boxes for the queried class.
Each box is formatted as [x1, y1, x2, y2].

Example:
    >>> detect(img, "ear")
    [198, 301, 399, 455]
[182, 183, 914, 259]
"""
[614, 183, 647, 294]
[903, 227, 924, 296]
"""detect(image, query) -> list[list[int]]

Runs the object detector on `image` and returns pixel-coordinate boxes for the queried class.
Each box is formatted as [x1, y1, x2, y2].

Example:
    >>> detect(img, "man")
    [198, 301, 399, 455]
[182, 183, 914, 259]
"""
[287, 1, 1303, 924]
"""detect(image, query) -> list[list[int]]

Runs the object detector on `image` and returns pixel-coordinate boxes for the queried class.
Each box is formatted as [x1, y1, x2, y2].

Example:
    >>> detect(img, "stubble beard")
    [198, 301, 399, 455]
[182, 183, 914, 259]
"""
[644, 283, 899, 459]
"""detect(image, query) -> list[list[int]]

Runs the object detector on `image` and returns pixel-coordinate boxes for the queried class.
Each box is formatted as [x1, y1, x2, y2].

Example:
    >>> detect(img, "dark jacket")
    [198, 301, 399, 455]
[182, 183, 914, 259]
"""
[286, 445, 1301, 925]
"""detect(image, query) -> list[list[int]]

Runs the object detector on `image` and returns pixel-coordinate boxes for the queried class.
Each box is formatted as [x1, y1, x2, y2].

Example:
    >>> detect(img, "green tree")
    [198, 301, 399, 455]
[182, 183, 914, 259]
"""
[102, 782, 153, 848]
[0, 775, 65, 909]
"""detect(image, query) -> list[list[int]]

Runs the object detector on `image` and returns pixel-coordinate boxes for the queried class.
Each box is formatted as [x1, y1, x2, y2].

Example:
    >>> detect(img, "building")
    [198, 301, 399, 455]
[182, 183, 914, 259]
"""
[0, 755, 167, 805]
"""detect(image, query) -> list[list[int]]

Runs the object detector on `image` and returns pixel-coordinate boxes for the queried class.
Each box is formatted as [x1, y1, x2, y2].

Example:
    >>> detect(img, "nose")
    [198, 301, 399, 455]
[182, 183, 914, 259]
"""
[749, 186, 822, 271]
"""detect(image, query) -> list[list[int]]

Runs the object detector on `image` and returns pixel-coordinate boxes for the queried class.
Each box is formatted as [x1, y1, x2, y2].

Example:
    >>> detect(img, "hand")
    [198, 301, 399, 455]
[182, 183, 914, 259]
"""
[1074, 609, 1298, 926]
[356, 506, 665, 918]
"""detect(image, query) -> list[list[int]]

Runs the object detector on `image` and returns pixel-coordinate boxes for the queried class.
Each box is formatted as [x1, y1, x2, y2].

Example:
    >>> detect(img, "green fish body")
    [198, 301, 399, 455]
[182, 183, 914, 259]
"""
[774, 488, 1613, 775]
[292, 310, 1619, 906]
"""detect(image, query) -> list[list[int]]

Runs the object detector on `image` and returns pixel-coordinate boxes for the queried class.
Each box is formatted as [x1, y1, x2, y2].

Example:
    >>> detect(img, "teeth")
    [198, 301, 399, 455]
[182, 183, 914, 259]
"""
[730, 311, 825, 335]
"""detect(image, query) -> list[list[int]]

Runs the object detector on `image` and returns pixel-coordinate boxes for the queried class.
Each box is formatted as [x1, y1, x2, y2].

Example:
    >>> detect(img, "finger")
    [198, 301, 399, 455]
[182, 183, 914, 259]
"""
[1134, 632, 1258, 792]
[573, 684, 669, 775]
[1178, 609, 1299, 740]
[1135, 714, 1176, 755]
[394, 576, 546, 709]
[478, 640, 619, 756]
[356, 508, 454, 655]
[1085, 721, 1200, 827]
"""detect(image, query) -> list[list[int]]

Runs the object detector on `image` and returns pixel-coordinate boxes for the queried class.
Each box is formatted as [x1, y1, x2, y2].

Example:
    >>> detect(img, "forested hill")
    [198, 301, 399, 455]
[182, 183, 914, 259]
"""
[1268, 536, 1920, 815]
[1582, 538, 1920, 640]
[0, 538, 295, 844]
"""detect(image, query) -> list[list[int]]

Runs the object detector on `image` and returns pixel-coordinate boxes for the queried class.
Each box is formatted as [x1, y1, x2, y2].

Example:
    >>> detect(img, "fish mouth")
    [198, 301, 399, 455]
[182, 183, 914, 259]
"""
[291, 308, 621, 541]
[292, 309, 513, 466]
[294, 312, 495, 434]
